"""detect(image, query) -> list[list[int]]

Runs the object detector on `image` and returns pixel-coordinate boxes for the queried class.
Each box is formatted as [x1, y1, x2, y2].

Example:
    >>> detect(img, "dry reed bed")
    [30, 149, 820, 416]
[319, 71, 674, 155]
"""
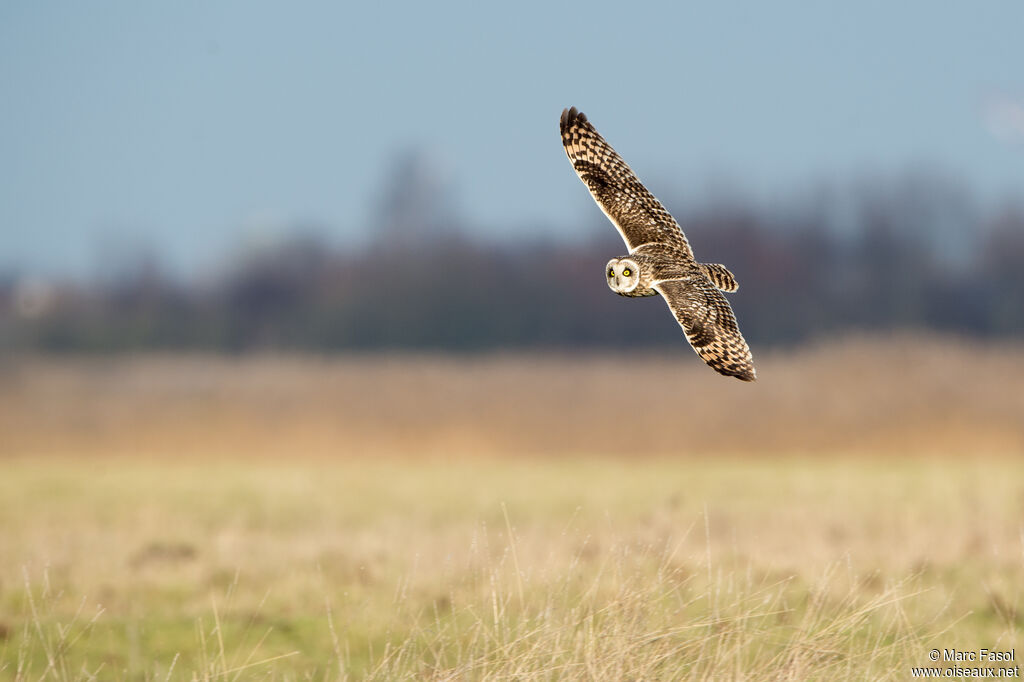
[1, 334, 1022, 458]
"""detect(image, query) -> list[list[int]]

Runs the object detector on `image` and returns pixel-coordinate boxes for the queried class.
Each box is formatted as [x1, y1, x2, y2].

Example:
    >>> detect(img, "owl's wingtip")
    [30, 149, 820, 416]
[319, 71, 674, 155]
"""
[560, 106, 587, 131]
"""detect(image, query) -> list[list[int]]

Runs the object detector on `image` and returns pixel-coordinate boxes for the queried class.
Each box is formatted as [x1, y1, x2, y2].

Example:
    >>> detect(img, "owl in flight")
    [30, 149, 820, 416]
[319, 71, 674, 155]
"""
[560, 107, 756, 381]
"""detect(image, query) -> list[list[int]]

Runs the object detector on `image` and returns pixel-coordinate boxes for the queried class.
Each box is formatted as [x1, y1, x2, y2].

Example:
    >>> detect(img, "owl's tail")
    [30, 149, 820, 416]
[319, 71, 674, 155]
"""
[700, 263, 739, 293]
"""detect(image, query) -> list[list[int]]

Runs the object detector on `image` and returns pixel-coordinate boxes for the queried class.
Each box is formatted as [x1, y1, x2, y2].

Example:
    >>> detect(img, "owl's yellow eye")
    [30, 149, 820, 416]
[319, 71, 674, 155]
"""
[608, 268, 614, 278]
[622, 268, 631, 277]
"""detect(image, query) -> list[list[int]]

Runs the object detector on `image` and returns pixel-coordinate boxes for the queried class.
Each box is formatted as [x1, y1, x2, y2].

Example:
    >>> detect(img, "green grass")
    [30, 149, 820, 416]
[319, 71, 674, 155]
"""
[1, 455, 1022, 680]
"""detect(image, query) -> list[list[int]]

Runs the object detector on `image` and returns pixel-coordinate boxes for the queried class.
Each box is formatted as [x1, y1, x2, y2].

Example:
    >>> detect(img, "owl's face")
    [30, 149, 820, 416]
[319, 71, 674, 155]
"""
[606, 258, 641, 294]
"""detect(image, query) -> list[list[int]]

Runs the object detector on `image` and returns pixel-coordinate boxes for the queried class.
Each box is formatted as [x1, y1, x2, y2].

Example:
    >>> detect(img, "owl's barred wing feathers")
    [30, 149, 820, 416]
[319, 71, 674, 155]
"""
[560, 107, 694, 259]
[654, 278, 756, 381]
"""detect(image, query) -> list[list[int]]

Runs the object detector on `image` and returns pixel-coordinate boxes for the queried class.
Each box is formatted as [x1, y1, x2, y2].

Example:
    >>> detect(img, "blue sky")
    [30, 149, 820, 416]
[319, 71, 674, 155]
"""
[2, 1, 1022, 276]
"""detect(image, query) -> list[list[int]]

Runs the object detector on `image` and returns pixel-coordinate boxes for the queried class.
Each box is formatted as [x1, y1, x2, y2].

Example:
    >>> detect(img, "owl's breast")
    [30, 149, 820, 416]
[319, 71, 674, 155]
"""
[617, 286, 658, 298]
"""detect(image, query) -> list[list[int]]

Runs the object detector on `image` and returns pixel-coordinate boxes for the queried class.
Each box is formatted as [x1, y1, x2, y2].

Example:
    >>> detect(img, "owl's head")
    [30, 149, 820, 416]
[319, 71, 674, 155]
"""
[606, 257, 641, 294]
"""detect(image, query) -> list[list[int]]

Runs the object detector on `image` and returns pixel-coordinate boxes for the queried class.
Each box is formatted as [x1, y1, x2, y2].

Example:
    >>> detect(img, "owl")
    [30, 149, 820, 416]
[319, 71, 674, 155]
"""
[561, 107, 756, 381]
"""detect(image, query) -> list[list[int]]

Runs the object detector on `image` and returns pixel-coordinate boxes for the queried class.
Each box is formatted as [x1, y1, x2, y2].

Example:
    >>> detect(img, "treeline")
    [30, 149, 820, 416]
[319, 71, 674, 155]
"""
[2, 172, 1023, 352]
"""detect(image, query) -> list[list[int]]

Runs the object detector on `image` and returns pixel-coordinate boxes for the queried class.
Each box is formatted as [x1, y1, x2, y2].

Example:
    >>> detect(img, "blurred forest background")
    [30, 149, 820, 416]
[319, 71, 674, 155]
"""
[4, 4, 1023, 356]
[3, 158, 1023, 353]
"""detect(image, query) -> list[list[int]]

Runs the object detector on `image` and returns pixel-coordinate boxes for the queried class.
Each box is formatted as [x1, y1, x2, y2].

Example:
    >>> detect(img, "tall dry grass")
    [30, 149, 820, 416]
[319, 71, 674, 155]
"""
[1, 335, 1022, 679]
[1, 456, 1022, 680]
[1, 334, 1022, 459]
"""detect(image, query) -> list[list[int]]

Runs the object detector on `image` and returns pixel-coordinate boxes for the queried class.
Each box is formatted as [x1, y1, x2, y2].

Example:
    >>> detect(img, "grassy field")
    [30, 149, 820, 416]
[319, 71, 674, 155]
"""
[1, 337, 1022, 680]
[2, 456, 1022, 680]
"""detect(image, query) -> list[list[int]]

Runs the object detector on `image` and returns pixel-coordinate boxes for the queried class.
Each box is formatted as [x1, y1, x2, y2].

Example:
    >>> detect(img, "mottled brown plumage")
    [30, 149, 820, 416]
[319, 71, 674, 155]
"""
[560, 106, 756, 381]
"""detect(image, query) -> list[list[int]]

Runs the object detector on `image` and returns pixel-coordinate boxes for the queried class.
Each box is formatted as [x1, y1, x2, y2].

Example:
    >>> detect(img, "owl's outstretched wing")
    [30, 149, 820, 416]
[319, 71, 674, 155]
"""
[561, 107, 694, 259]
[654, 277, 756, 381]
